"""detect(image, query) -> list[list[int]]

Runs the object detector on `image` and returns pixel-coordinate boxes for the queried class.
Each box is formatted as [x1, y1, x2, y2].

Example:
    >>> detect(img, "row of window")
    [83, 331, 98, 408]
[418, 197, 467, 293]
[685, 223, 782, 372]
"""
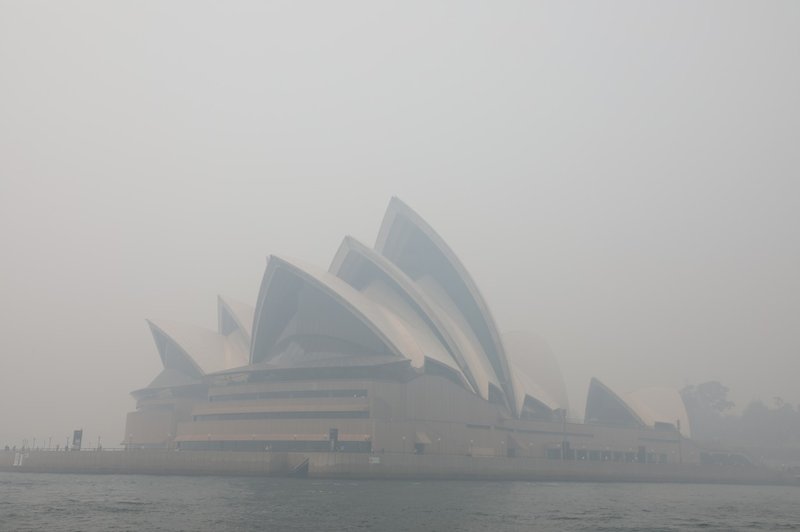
[546, 448, 668, 463]
[194, 410, 370, 421]
[466, 424, 593, 439]
[209, 389, 368, 402]
[178, 440, 372, 453]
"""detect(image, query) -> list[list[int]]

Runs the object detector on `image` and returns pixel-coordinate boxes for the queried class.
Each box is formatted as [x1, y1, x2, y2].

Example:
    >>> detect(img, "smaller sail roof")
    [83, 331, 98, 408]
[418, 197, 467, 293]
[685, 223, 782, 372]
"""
[584, 378, 647, 428]
[503, 331, 570, 415]
[147, 319, 248, 378]
[217, 295, 255, 341]
[250, 255, 425, 368]
[510, 366, 560, 414]
[148, 319, 226, 377]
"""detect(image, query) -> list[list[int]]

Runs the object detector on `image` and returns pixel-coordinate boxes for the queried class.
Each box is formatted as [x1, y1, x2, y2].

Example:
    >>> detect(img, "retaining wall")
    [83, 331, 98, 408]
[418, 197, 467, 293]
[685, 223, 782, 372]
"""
[1, 450, 796, 486]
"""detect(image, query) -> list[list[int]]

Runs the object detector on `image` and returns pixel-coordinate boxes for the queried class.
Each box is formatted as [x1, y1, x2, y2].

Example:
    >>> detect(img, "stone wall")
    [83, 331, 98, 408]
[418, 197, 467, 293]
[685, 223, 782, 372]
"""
[2, 449, 795, 485]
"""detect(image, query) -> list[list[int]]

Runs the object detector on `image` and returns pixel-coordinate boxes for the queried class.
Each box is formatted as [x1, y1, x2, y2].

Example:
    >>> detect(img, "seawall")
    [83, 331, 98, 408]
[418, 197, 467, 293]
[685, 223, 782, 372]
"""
[0, 449, 288, 476]
[1, 450, 797, 486]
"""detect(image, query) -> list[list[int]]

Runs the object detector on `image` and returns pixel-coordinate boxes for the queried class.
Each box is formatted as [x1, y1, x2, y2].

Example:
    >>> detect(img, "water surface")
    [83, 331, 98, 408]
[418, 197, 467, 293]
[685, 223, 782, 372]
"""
[1, 472, 798, 531]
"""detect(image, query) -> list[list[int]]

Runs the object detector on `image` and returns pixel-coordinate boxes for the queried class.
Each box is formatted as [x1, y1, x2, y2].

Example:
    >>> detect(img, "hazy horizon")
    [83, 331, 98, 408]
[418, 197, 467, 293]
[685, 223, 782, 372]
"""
[2, 1, 799, 448]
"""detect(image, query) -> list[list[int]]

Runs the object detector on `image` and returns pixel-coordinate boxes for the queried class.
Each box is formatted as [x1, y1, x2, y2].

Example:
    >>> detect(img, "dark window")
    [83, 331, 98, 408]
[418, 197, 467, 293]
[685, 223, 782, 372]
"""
[211, 389, 368, 402]
[178, 440, 371, 453]
[638, 446, 646, 463]
[194, 410, 368, 421]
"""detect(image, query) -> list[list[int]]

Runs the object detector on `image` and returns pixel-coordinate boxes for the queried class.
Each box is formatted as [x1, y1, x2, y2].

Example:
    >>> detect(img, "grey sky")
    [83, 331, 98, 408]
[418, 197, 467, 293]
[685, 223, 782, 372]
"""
[1, 1, 798, 447]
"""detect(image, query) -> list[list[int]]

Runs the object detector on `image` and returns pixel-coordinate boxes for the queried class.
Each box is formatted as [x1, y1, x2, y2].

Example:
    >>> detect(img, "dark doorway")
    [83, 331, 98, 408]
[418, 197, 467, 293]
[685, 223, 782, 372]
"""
[329, 429, 339, 452]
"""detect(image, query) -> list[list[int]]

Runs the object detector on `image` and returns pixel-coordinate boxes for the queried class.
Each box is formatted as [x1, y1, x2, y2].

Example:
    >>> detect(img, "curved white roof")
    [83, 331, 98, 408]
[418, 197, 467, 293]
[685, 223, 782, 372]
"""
[583, 377, 691, 436]
[217, 295, 255, 341]
[250, 255, 425, 368]
[510, 365, 560, 414]
[626, 387, 692, 438]
[375, 197, 516, 413]
[503, 331, 570, 414]
[147, 319, 247, 377]
[139, 198, 592, 420]
[584, 378, 647, 427]
[415, 274, 501, 400]
[362, 279, 470, 388]
[330, 236, 477, 393]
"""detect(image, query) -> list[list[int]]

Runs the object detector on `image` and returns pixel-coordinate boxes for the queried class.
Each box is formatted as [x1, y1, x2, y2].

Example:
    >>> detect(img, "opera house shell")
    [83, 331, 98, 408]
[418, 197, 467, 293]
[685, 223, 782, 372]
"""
[125, 198, 708, 465]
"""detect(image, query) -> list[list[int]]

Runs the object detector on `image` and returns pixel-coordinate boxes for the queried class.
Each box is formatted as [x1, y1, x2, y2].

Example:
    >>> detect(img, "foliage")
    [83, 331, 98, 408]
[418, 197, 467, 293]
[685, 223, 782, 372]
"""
[680, 381, 734, 416]
[682, 382, 800, 448]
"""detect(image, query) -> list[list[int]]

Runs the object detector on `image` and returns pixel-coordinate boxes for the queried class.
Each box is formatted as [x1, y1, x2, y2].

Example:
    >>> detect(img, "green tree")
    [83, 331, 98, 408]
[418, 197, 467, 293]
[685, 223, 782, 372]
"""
[681, 381, 735, 441]
[681, 381, 734, 415]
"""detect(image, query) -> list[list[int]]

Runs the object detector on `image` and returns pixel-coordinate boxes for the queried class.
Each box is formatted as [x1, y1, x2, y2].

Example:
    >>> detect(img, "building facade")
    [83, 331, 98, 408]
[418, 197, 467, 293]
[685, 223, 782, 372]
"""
[126, 198, 712, 465]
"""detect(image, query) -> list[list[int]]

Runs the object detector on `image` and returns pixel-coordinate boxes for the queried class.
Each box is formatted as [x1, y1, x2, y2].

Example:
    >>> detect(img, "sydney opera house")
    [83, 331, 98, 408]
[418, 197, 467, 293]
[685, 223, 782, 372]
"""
[125, 198, 707, 465]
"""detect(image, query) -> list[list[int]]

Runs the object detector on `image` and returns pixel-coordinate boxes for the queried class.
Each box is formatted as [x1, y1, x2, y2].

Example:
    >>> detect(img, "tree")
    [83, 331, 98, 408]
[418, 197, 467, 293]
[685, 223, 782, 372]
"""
[681, 381, 735, 441]
[681, 381, 734, 416]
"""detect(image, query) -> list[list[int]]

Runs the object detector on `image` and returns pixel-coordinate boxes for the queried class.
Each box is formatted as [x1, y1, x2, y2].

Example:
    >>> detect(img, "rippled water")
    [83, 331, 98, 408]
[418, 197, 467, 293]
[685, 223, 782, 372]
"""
[1, 472, 798, 531]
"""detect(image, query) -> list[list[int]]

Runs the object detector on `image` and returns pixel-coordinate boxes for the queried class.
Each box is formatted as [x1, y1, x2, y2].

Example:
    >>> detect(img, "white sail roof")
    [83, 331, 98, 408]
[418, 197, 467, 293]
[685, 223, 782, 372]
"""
[584, 378, 647, 427]
[138, 198, 595, 420]
[148, 319, 228, 376]
[250, 255, 426, 368]
[375, 197, 516, 413]
[330, 236, 475, 393]
[147, 317, 249, 379]
[503, 331, 570, 415]
[217, 295, 255, 341]
[585, 379, 690, 437]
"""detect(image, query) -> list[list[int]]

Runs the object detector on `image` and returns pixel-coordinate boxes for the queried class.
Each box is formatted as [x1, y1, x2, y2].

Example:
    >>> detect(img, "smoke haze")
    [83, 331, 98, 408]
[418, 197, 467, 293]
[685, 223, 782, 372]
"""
[1, 1, 798, 447]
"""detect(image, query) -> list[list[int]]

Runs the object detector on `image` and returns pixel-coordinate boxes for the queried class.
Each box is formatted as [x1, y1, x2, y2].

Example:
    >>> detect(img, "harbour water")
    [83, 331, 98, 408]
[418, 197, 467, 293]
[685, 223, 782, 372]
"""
[1, 472, 798, 531]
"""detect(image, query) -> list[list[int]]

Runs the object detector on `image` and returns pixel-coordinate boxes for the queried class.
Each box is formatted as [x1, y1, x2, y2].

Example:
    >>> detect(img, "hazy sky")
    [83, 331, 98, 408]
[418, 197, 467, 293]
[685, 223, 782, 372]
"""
[2, 1, 798, 447]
